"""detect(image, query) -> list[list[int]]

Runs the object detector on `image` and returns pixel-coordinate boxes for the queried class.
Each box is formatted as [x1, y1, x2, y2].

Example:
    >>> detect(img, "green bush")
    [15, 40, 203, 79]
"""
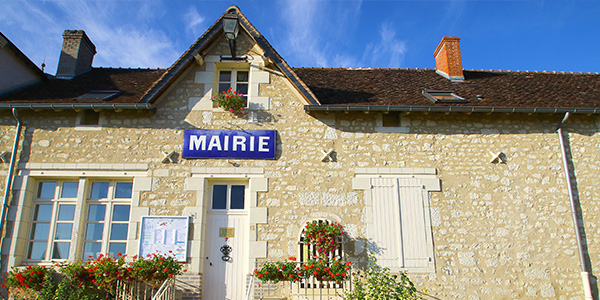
[2, 253, 186, 299]
[345, 253, 424, 300]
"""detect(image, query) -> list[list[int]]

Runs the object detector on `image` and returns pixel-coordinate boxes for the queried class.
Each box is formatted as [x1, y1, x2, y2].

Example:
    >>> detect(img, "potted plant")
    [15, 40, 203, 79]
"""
[130, 252, 185, 288]
[211, 87, 247, 115]
[303, 258, 351, 283]
[3, 264, 52, 298]
[85, 253, 128, 294]
[253, 260, 302, 284]
[303, 220, 344, 257]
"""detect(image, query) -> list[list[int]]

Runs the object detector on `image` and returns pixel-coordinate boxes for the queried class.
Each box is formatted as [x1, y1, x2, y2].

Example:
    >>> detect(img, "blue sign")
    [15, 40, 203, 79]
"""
[183, 129, 276, 159]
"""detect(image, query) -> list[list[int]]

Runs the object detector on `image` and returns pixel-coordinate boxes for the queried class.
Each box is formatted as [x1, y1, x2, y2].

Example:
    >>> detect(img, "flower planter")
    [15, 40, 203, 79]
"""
[315, 274, 343, 285]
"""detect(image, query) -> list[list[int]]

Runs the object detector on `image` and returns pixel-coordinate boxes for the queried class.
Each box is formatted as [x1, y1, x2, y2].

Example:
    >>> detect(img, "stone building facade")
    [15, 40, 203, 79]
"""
[1, 5, 600, 300]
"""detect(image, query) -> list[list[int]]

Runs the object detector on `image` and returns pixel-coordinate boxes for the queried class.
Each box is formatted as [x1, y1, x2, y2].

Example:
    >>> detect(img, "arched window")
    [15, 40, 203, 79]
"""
[298, 219, 345, 289]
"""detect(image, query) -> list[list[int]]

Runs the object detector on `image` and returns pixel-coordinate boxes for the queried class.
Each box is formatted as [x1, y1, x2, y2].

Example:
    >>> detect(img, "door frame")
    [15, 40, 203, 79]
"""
[182, 172, 270, 295]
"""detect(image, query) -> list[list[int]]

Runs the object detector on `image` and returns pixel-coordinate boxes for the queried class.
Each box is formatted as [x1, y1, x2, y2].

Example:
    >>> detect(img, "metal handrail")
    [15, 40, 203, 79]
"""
[152, 277, 175, 300]
[115, 277, 176, 300]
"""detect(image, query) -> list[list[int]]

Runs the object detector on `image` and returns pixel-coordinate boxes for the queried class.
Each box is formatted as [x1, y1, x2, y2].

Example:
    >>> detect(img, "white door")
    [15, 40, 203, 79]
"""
[203, 184, 249, 300]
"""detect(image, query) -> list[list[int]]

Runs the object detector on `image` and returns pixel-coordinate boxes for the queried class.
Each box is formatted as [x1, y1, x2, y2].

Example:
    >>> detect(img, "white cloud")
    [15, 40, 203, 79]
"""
[275, 0, 363, 67]
[363, 23, 407, 68]
[0, 0, 182, 74]
[185, 7, 206, 37]
[51, 0, 180, 70]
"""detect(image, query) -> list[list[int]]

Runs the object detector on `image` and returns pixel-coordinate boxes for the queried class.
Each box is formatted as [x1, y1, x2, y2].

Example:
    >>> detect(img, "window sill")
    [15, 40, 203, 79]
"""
[75, 125, 102, 131]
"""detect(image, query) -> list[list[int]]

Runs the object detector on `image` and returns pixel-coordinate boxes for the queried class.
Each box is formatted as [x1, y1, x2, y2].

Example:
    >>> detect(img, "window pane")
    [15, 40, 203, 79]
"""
[57, 204, 76, 221]
[88, 205, 106, 222]
[112, 205, 130, 221]
[110, 224, 129, 240]
[86, 223, 104, 240]
[90, 182, 109, 198]
[37, 182, 56, 199]
[230, 185, 245, 209]
[54, 224, 73, 240]
[28, 242, 47, 260]
[52, 242, 70, 259]
[61, 182, 79, 198]
[218, 83, 230, 94]
[219, 71, 231, 82]
[237, 71, 249, 82]
[236, 83, 248, 95]
[33, 204, 53, 221]
[31, 223, 50, 240]
[114, 182, 133, 199]
[83, 242, 102, 259]
[212, 185, 227, 209]
[108, 243, 126, 257]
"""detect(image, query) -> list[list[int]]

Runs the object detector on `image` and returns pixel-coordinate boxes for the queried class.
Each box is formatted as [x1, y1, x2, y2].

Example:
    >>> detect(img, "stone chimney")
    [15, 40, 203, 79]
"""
[56, 30, 96, 79]
[433, 36, 464, 82]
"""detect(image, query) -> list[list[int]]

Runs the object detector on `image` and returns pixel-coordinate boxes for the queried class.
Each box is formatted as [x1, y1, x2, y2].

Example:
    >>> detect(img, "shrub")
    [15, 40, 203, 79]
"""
[2, 253, 186, 298]
[85, 254, 128, 294]
[130, 252, 185, 287]
[344, 253, 423, 300]
[4, 264, 51, 291]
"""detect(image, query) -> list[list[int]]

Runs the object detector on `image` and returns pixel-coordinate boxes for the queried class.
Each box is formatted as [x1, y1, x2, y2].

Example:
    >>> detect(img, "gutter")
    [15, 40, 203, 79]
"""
[0, 108, 22, 264]
[0, 103, 156, 112]
[556, 112, 594, 300]
[304, 105, 600, 114]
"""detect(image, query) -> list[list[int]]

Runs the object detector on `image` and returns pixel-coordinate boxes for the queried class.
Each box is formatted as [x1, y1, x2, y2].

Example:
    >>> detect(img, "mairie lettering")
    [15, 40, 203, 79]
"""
[189, 134, 271, 152]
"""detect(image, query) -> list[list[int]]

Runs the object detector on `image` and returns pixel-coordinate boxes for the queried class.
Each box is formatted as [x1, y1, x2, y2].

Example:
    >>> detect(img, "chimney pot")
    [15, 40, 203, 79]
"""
[56, 30, 96, 79]
[434, 36, 464, 82]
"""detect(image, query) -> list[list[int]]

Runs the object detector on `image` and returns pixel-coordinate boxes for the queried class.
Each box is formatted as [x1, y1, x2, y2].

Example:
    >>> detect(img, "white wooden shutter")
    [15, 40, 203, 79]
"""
[370, 178, 403, 268]
[398, 178, 429, 268]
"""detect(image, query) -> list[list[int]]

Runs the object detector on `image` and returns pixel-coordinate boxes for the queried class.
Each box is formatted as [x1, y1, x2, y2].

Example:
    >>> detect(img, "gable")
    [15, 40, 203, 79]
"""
[141, 5, 319, 107]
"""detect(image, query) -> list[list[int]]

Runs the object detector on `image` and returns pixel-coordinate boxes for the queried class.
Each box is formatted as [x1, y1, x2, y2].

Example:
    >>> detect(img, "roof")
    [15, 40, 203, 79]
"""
[0, 68, 165, 106]
[294, 68, 600, 110]
[2, 7, 600, 114]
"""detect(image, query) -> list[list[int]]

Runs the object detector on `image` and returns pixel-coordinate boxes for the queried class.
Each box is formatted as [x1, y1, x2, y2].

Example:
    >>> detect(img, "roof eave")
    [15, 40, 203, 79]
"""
[304, 105, 600, 114]
[0, 103, 156, 112]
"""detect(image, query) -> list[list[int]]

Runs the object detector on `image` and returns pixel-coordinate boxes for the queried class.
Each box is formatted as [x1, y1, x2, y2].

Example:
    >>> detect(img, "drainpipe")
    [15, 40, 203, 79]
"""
[0, 108, 22, 265]
[556, 112, 594, 300]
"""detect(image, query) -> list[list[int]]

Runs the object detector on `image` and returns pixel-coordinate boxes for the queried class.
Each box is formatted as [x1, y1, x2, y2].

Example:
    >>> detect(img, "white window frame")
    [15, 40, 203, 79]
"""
[214, 66, 250, 109]
[82, 181, 132, 259]
[25, 179, 133, 263]
[208, 181, 248, 214]
[26, 180, 78, 262]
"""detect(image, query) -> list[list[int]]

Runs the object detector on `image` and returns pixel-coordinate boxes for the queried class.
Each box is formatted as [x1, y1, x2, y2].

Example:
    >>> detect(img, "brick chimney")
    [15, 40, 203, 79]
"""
[433, 36, 464, 82]
[56, 30, 96, 79]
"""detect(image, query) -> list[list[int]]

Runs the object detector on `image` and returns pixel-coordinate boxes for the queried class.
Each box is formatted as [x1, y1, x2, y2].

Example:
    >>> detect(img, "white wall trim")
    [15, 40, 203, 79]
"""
[19, 163, 149, 171]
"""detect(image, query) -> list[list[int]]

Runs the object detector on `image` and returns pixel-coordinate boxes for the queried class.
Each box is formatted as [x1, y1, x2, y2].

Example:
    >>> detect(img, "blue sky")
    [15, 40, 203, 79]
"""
[1, 0, 599, 75]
